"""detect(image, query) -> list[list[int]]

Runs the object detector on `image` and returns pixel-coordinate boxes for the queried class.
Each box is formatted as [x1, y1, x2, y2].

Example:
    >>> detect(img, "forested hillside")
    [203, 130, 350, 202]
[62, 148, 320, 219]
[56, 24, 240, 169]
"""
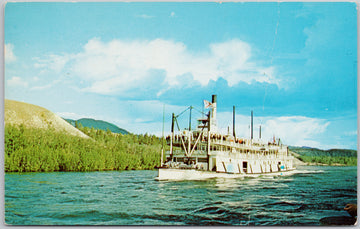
[289, 146, 357, 166]
[5, 124, 165, 172]
[4, 99, 166, 173]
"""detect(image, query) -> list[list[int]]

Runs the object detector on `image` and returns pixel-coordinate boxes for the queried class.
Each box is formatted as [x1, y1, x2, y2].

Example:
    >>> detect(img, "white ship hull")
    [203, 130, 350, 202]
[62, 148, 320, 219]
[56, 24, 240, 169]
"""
[156, 168, 296, 181]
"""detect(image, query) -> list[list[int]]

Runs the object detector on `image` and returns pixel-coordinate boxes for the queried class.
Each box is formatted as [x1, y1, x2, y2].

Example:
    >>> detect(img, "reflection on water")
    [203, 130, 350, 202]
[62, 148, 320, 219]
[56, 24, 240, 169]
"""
[5, 166, 357, 226]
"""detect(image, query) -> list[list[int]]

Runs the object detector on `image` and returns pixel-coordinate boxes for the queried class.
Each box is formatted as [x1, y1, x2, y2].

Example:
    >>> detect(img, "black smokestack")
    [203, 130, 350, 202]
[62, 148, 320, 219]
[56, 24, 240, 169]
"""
[171, 113, 175, 133]
[212, 94, 217, 103]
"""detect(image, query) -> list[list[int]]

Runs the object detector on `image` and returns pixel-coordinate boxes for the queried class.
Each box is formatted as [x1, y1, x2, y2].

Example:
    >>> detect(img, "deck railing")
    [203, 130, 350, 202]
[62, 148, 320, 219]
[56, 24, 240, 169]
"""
[169, 149, 294, 161]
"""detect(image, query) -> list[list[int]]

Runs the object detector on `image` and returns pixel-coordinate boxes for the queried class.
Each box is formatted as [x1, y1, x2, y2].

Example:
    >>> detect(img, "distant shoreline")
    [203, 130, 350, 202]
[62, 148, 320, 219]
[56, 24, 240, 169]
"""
[301, 162, 354, 166]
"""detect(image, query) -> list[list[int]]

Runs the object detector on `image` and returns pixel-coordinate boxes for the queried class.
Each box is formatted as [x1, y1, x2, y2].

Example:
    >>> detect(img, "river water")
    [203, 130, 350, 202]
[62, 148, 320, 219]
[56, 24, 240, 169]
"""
[5, 166, 357, 226]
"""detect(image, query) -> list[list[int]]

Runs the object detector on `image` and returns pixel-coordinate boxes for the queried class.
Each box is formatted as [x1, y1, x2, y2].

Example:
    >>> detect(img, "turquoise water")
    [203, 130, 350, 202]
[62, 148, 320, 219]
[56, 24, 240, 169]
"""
[5, 166, 357, 225]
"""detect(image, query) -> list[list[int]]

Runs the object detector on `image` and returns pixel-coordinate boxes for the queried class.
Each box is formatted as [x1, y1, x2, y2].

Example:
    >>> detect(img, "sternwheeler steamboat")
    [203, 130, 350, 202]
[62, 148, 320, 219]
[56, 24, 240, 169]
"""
[157, 95, 295, 180]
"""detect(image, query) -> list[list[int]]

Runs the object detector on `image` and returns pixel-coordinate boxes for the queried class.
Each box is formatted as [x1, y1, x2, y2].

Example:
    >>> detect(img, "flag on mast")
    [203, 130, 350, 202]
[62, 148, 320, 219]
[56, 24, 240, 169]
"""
[203, 100, 213, 109]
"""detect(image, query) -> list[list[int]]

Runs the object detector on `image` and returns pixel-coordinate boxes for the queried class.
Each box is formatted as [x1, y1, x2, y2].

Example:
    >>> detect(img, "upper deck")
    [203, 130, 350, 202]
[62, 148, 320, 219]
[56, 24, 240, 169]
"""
[166, 130, 289, 157]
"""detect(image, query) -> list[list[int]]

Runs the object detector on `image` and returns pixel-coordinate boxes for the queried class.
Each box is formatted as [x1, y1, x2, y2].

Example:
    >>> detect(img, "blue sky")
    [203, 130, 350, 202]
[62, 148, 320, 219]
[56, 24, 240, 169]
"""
[4, 2, 358, 150]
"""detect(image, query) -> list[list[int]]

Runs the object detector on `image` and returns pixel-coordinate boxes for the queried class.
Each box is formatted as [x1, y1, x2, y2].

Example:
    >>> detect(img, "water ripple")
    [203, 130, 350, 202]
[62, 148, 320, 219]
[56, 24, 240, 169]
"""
[5, 166, 357, 226]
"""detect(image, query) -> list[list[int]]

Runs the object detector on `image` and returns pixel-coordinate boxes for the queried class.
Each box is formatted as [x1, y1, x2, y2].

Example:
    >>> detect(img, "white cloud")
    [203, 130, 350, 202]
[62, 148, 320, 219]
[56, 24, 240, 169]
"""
[262, 116, 330, 148]
[7, 76, 28, 88]
[170, 12, 175, 17]
[33, 54, 71, 73]
[34, 38, 281, 96]
[216, 111, 330, 148]
[5, 43, 16, 62]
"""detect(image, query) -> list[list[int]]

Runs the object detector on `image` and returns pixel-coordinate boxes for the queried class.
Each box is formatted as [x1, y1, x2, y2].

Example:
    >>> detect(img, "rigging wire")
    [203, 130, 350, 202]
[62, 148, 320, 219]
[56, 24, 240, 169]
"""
[173, 104, 209, 131]
[175, 106, 191, 118]
[192, 106, 207, 116]
[175, 105, 208, 119]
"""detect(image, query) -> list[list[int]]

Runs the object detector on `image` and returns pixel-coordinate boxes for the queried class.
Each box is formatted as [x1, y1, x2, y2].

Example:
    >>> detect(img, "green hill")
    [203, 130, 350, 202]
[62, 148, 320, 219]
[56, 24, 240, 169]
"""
[289, 146, 357, 157]
[65, 118, 129, 135]
[289, 146, 357, 166]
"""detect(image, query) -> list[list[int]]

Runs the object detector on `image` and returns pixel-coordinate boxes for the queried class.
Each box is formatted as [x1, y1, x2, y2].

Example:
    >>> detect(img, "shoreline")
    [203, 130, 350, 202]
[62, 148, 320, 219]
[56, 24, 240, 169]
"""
[5, 164, 357, 174]
[303, 162, 352, 166]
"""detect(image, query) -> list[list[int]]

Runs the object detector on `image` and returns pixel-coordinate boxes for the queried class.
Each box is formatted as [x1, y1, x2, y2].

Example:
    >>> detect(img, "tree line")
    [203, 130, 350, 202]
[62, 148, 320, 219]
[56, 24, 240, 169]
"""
[290, 146, 357, 166]
[299, 155, 357, 166]
[5, 124, 166, 172]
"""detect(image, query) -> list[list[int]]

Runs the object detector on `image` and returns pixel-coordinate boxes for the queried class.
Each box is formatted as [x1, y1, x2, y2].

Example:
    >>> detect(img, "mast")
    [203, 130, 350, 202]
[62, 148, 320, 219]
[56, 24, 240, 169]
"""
[188, 106, 193, 160]
[233, 106, 236, 139]
[170, 113, 175, 160]
[207, 111, 211, 171]
[251, 110, 253, 140]
[161, 104, 165, 166]
[259, 124, 261, 139]
[189, 106, 192, 131]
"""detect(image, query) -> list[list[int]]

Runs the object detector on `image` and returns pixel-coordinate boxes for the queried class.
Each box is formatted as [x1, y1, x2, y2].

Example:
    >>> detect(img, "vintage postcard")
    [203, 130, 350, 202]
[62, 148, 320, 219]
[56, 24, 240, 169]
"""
[4, 2, 357, 226]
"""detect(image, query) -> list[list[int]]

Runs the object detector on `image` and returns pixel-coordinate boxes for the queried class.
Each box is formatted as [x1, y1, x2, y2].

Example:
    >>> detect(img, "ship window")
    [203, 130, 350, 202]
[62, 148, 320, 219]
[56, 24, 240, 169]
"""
[198, 158, 208, 163]
[242, 161, 248, 173]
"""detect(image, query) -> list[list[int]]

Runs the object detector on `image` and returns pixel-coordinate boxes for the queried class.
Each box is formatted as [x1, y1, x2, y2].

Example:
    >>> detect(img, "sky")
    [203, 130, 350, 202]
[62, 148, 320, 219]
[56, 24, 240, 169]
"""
[4, 2, 358, 150]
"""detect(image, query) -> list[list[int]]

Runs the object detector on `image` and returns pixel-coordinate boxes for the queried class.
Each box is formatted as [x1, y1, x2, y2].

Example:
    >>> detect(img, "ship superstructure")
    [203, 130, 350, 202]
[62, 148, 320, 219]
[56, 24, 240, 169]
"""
[158, 95, 295, 180]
